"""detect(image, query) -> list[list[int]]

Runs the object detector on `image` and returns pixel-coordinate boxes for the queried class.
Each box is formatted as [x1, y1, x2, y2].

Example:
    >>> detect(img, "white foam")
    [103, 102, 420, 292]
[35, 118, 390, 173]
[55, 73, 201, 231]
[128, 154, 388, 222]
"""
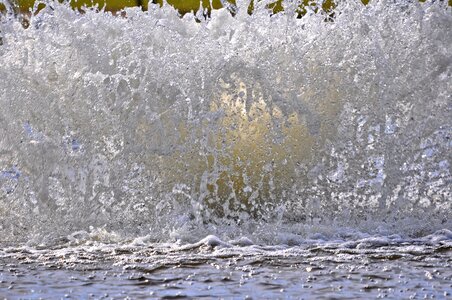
[0, 1, 451, 246]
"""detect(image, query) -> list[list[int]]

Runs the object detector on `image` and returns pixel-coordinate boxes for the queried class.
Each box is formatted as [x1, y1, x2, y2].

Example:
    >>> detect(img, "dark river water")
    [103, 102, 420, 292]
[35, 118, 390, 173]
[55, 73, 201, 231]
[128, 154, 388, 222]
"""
[1, 233, 452, 299]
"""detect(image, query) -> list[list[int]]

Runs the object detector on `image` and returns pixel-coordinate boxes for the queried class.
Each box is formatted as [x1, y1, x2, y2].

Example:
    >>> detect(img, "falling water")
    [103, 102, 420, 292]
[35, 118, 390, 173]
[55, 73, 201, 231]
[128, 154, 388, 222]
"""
[0, 0, 451, 246]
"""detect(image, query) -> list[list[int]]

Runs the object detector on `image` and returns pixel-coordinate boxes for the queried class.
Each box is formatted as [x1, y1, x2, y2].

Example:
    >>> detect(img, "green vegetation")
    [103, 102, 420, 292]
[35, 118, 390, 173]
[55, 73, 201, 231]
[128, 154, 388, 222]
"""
[1, 0, 451, 15]
[1, 0, 213, 13]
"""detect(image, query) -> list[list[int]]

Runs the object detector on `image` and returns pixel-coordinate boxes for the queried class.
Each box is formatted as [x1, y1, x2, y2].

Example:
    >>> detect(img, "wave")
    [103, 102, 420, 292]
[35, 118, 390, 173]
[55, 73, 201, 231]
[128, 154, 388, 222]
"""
[0, 0, 451, 245]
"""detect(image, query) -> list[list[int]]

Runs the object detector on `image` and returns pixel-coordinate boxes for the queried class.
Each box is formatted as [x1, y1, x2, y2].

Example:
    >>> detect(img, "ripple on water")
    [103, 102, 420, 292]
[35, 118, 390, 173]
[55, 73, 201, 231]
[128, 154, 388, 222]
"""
[0, 234, 451, 298]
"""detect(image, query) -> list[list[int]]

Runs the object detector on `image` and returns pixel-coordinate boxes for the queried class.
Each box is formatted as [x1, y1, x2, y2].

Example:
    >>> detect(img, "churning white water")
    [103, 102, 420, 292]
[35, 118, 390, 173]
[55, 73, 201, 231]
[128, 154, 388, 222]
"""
[0, 0, 451, 298]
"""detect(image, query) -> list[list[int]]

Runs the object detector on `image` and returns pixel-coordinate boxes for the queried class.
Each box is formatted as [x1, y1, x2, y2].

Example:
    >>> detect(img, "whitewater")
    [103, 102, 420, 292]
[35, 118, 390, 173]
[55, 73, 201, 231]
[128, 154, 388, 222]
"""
[0, 0, 451, 298]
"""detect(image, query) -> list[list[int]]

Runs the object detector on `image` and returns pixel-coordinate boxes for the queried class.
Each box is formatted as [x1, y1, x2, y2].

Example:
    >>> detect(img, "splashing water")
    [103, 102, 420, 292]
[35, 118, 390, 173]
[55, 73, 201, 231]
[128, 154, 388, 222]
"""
[0, 0, 451, 246]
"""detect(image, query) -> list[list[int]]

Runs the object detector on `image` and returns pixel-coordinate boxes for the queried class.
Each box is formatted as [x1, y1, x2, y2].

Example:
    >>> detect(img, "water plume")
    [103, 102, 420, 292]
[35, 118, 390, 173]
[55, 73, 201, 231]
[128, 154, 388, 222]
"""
[0, 0, 450, 245]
